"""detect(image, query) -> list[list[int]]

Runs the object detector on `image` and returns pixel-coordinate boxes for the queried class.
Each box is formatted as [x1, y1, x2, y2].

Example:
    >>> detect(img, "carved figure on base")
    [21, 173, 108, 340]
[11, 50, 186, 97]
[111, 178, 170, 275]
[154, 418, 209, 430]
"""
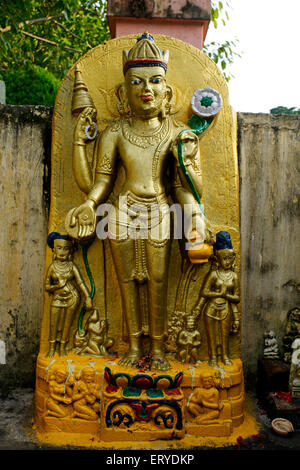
[72, 367, 100, 420]
[188, 372, 223, 424]
[46, 366, 74, 418]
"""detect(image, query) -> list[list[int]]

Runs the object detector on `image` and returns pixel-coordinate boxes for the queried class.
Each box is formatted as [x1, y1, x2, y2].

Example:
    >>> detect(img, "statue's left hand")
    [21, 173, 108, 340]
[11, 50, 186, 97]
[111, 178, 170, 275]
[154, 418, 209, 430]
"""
[172, 131, 199, 164]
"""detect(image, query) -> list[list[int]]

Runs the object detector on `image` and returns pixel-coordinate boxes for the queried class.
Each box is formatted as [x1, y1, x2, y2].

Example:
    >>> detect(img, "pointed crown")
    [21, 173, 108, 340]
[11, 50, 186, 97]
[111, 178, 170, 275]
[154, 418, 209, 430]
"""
[123, 32, 169, 75]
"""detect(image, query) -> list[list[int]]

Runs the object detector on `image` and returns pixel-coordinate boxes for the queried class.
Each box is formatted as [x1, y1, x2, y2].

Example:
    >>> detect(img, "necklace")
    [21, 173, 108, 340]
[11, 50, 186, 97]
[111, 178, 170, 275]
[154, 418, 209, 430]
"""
[216, 269, 232, 282]
[122, 118, 169, 149]
[53, 260, 73, 276]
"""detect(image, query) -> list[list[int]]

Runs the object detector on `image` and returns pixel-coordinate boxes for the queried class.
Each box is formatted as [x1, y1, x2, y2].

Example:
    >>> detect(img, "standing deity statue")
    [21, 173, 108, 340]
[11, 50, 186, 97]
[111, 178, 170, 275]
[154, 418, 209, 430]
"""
[66, 33, 215, 370]
[45, 232, 93, 357]
[193, 231, 240, 366]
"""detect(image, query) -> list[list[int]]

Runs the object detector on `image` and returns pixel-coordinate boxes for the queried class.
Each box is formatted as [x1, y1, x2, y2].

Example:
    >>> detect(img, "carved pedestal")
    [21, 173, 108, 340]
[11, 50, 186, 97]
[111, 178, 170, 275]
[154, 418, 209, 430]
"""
[35, 353, 244, 444]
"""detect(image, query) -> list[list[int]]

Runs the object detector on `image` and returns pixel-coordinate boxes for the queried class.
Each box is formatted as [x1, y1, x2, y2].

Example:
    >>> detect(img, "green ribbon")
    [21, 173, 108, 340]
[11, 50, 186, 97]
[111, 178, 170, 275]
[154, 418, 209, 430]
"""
[78, 238, 96, 332]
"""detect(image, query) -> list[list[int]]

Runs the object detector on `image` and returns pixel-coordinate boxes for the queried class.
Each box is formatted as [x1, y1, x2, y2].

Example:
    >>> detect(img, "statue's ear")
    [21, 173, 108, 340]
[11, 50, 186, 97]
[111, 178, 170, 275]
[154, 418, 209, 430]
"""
[166, 84, 173, 104]
[116, 83, 126, 102]
[116, 83, 130, 116]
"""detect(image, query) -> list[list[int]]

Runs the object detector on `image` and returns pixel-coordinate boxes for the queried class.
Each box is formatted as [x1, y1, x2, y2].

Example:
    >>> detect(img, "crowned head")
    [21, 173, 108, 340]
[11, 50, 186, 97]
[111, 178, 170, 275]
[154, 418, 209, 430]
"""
[119, 33, 172, 118]
[122, 32, 169, 76]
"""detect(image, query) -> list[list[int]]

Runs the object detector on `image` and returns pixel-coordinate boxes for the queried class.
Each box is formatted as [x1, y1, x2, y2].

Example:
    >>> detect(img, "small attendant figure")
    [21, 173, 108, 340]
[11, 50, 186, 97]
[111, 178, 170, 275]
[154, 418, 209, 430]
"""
[45, 232, 93, 357]
[176, 315, 201, 363]
[193, 231, 240, 366]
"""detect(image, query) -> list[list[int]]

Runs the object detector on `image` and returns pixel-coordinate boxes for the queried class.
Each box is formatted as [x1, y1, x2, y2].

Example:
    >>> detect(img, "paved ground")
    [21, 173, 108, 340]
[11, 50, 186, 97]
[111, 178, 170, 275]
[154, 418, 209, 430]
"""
[0, 388, 300, 456]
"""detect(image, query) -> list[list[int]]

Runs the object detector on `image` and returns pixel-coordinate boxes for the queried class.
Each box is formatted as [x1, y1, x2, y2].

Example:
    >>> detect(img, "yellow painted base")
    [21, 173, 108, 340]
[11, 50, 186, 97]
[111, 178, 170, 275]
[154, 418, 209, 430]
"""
[33, 352, 258, 449]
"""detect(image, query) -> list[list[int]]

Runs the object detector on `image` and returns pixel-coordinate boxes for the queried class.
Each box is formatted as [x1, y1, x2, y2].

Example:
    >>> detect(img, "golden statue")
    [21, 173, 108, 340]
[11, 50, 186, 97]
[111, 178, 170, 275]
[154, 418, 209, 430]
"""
[35, 33, 245, 445]
[45, 232, 93, 357]
[193, 231, 240, 366]
[66, 33, 214, 370]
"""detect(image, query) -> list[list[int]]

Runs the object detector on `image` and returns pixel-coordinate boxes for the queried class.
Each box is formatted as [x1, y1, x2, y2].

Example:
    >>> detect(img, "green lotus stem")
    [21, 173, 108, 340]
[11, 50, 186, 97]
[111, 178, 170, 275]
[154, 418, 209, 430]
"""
[78, 238, 96, 331]
[177, 115, 214, 217]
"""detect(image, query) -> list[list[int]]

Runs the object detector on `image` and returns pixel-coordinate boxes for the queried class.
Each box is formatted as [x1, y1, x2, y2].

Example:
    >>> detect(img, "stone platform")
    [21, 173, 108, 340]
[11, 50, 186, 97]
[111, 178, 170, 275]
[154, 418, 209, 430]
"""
[35, 353, 244, 447]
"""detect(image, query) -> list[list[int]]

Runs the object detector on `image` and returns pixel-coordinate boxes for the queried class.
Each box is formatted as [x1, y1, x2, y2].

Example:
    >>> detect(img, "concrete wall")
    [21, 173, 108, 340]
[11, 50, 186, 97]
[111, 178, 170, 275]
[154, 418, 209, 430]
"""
[0, 105, 52, 394]
[238, 113, 300, 388]
[0, 106, 299, 393]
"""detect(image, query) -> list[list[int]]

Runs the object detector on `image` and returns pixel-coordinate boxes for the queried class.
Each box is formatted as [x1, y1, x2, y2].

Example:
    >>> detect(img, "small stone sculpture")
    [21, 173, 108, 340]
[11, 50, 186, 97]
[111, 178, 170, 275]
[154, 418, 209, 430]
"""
[263, 330, 279, 359]
[283, 307, 300, 363]
[45, 232, 93, 357]
[187, 372, 223, 424]
[176, 315, 201, 363]
[289, 338, 300, 398]
[73, 308, 114, 356]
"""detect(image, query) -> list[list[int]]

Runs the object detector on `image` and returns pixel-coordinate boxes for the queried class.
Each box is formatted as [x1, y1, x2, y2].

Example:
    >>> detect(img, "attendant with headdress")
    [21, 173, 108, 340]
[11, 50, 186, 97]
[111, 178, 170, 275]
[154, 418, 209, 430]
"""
[193, 231, 240, 366]
[45, 232, 93, 357]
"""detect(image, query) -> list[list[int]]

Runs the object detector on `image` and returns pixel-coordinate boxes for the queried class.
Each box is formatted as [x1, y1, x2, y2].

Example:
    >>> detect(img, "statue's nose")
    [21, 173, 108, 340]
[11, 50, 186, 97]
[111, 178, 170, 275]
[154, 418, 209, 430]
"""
[143, 80, 151, 92]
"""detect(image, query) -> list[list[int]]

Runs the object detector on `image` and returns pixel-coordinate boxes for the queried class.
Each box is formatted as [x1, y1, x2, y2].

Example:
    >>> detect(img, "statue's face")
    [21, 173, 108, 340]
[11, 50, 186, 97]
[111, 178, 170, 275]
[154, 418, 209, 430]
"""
[202, 375, 213, 389]
[125, 66, 167, 117]
[82, 369, 95, 383]
[55, 371, 67, 383]
[53, 239, 72, 261]
[217, 250, 235, 270]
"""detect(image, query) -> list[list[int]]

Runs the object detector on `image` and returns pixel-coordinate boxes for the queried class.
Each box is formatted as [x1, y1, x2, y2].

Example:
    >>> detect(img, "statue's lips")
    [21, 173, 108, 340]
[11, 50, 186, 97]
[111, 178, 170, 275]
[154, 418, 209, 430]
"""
[140, 95, 153, 101]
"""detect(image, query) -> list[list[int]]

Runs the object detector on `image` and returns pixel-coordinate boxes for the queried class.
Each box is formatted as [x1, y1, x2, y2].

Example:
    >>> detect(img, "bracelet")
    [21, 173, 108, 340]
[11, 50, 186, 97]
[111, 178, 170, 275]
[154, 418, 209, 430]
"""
[73, 141, 86, 146]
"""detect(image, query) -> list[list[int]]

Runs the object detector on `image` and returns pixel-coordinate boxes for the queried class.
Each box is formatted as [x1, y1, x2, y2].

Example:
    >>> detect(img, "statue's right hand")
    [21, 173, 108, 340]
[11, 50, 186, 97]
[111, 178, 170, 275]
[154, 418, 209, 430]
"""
[69, 200, 96, 239]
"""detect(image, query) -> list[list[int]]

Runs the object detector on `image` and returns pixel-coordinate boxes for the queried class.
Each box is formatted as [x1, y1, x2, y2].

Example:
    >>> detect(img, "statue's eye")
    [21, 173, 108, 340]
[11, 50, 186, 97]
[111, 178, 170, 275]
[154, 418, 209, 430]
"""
[152, 78, 161, 83]
[131, 79, 141, 85]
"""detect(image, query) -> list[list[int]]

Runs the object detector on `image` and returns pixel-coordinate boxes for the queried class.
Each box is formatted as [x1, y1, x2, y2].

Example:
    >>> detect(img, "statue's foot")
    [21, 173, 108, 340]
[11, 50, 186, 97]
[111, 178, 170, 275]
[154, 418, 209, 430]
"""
[46, 347, 55, 358]
[208, 356, 218, 367]
[151, 356, 171, 371]
[119, 350, 141, 367]
[59, 344, 67, 356]
[222, 356, 232, 366]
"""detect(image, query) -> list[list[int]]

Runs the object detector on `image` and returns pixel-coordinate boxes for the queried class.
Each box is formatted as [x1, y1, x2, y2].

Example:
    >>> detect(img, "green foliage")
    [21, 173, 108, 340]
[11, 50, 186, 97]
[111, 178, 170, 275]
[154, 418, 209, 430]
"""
[270, 106, 300, 115]
[204, 1, 241, 81]
[0, 1, 110, 79]
[3, 65, 60, 106]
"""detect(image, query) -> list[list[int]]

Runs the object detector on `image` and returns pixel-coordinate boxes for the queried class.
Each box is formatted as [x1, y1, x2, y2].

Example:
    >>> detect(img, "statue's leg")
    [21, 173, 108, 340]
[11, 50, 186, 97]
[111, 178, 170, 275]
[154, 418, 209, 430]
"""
[46, 398, 67, 418]
[60, 300, 79, 356]
[146, 239, 171, 370]
[221, 315, 232, 365]
[204, 313, 218, 366]
[109, 238, 143, 365]
[47, 306, 62, 357]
